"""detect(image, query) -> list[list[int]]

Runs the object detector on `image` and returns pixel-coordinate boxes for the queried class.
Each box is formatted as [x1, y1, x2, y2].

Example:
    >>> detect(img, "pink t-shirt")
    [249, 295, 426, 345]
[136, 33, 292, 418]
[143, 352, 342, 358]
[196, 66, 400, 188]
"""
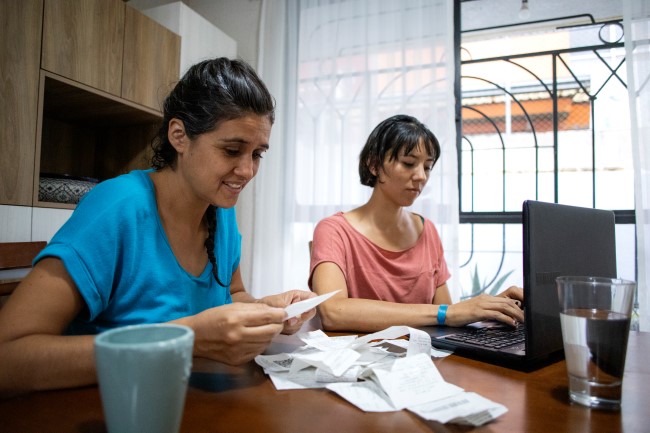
[309, 212, 450, 304]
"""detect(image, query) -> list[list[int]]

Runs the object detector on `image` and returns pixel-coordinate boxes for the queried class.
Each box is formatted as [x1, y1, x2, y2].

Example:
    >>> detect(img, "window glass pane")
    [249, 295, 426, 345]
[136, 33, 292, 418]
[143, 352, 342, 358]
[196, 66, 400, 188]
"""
[461, 25, 632, 212]
[458, 224, 523, 298]
[458, 223, 635, 299]
[459, 19, 635, 299]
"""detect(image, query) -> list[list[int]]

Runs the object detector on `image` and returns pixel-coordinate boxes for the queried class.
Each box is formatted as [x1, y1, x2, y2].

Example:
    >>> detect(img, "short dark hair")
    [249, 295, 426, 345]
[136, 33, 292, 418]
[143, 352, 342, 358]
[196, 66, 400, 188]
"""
[150, 57, 276, 170]
[359, 114, 441, 187]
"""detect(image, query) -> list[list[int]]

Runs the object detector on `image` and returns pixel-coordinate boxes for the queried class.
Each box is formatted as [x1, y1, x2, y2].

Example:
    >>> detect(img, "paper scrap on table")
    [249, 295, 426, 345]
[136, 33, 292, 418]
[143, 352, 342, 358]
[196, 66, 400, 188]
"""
[371, 353, 463, 409]
[348, 325, 435, 357]
[290, 347, 361, 377]
[383, 338, 452, 358]
[255, 326, 507, 426]
[408, 392, 508, 426]
[300, 330, 357, 351]
[284, 290, 340, 320]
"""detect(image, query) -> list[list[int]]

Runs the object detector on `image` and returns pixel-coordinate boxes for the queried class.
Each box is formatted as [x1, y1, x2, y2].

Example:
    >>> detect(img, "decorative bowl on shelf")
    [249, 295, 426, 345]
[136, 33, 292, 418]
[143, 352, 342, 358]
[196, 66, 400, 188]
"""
[39, 173, 100, 204]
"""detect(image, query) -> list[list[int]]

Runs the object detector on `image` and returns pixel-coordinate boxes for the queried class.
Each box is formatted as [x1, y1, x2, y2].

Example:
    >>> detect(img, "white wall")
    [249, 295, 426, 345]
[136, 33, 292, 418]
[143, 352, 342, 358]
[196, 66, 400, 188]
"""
[131, 1, 237, 75]
[183, 0, 262, 67]
[0, 205, 73, 243]
[128, 0, 261, 67]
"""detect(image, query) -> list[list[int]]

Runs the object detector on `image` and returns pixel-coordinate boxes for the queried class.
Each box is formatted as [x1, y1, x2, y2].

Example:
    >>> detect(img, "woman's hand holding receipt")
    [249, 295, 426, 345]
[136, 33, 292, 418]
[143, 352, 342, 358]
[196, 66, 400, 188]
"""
[284, 290, 340, 321]
[176, 303, 286, 366]
[258, 290, 321, 334]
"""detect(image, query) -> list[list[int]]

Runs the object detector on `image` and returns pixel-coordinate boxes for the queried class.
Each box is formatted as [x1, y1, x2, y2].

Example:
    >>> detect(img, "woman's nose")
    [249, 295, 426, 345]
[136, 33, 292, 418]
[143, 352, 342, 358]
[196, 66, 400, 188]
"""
[234, 156, 255, 179]
[413, 164, 427, 180]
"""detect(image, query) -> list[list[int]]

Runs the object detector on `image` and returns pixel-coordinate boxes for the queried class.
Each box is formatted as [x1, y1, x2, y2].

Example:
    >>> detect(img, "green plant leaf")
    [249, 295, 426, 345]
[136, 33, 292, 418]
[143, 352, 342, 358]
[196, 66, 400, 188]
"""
[488, 269, 515, 296]
[462, 266, 516, 300]
[471, 264, 481, 294]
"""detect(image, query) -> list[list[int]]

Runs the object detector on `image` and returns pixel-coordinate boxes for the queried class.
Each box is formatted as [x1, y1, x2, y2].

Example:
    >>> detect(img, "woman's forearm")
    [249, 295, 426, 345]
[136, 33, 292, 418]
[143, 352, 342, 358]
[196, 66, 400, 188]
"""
[318, 297, 440, 333]
[0, 334, 96, 397]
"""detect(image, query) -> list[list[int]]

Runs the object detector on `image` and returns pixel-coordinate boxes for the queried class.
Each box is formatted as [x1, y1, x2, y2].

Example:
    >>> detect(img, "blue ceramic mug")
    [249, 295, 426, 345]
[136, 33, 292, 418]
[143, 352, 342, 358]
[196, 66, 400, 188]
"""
[94, 324, 194, 433]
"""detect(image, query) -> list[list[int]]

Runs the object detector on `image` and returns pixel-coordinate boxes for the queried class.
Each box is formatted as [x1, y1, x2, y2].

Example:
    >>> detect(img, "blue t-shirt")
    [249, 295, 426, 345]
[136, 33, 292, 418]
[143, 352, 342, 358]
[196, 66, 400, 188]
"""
[34, 169, 240, 334]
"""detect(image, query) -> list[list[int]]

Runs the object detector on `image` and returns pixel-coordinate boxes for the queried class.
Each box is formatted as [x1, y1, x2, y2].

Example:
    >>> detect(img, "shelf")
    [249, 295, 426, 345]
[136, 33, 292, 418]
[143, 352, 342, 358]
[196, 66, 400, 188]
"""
[41, 72, 162, 126]
[33, 71, 162, 208]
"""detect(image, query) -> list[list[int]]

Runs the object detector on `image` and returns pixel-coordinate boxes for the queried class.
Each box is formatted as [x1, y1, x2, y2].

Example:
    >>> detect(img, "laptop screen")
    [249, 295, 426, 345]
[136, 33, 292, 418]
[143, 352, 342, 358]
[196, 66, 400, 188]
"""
[523, 200, 617, 361]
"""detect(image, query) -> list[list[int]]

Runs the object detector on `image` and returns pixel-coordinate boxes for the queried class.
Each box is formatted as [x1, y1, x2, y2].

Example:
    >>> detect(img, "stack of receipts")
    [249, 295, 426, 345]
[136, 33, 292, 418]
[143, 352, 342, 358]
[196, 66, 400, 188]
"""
[255, 326, 507, 426]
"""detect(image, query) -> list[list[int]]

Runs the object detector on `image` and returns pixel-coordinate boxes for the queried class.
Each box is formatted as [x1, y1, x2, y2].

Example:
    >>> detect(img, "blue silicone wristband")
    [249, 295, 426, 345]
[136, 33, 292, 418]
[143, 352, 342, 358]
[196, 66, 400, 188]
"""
[437, 304, 448, 325]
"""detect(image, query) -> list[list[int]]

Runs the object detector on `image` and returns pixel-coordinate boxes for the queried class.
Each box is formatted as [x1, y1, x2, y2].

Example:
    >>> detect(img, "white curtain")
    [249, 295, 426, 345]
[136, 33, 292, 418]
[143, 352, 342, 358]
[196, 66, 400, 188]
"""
[248, 0, 458, 300]
[624, 0, 650, 332]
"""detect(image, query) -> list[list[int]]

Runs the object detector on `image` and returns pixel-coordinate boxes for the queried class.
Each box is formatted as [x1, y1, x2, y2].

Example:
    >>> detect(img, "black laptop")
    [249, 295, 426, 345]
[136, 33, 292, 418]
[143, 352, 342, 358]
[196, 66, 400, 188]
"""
[419, 200, 617, 370]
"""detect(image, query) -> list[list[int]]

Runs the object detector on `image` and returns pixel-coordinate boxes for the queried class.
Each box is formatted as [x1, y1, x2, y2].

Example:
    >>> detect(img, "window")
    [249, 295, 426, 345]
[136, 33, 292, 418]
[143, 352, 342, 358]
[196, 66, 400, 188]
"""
[457, 17, 635, 297]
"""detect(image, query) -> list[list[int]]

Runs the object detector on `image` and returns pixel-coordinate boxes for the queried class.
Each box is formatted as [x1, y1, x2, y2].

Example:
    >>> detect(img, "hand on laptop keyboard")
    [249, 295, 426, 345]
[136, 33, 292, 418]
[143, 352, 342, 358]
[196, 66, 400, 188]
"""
[444, 286, 524, 327]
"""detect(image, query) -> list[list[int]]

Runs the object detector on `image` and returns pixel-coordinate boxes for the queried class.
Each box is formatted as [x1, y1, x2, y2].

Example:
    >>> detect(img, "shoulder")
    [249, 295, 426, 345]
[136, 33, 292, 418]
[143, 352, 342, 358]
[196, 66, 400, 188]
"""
[415, 214, 438, 232]
[314, 212, 351, 237]
[315, 212, 345, 228]
[313, 212, 351, 244]
[418, 216, 445, 247]
[68, 170, 157, 229]
[81, 170, 154, 208]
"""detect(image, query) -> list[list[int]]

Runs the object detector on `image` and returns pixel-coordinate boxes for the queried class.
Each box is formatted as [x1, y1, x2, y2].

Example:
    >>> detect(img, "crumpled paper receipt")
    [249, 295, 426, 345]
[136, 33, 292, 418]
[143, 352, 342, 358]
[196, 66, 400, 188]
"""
[255, 326, 507, 426]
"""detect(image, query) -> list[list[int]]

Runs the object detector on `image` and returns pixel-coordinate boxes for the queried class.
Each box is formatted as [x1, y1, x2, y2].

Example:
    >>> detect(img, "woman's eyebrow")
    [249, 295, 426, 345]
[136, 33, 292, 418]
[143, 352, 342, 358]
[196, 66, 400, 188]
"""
[219, 138, 270, 150]
[220, 137, 248, 144]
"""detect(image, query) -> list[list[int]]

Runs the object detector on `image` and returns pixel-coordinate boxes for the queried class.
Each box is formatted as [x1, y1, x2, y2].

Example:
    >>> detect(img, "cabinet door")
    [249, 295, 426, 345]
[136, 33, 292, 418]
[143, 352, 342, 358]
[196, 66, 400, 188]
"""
[41, 0, 124, 96]
[122, 6, 180, 111]
[0, 0, 43, 206]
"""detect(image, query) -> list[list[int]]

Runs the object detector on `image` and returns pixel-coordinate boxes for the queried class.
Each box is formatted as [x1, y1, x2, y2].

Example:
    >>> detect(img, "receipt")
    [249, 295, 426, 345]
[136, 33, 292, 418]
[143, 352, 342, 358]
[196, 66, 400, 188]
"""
[371, 353, 462, 409]
[256, 325, 508, 426]
[348, 325, 433, 356]
[284, 290, 340, 320]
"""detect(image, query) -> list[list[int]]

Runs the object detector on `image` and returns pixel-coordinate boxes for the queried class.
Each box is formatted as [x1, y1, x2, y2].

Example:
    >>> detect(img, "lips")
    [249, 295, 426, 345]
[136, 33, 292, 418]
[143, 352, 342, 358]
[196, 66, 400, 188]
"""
[223, 181, 245, 192]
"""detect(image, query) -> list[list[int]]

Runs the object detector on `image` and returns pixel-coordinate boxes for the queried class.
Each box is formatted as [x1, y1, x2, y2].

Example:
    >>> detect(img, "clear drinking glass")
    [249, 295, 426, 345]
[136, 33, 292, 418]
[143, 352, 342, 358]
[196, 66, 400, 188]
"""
[556, 276, 636, 410]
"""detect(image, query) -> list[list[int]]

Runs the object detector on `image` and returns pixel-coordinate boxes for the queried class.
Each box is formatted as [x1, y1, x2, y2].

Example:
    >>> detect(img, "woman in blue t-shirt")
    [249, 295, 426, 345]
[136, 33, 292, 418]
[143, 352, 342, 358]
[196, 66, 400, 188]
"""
[0, 58, 316, 396]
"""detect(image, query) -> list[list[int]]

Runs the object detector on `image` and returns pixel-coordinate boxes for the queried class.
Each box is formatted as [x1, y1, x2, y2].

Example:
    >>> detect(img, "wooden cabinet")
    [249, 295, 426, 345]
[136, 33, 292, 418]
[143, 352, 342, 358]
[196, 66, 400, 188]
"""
[122, 6, 180, 110]
[0, 0, 180, 209]
[41, 0, 180, 111]
[41, 0, 125, 97]
[0, 0, 43, 206]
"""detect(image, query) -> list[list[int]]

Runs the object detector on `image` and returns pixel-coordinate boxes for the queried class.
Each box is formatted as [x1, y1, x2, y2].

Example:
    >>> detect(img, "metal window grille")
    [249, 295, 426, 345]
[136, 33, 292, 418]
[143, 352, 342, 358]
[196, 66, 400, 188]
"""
[455, 14, 636, 302]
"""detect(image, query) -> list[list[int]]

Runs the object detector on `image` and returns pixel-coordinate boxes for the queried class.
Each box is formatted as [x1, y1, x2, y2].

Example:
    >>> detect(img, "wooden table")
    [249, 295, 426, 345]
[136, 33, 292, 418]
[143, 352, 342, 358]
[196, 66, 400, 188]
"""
[1, 331, 648, 433]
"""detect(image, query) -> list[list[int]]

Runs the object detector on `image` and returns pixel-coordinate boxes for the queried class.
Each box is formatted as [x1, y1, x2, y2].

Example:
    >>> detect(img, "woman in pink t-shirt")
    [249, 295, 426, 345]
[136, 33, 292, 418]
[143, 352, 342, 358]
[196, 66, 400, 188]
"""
[309, 114, 523, 332]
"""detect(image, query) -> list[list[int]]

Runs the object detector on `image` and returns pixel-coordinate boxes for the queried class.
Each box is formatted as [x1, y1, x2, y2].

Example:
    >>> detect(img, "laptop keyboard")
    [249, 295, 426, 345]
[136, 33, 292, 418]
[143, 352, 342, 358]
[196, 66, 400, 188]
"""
[443, 325, 525, 349]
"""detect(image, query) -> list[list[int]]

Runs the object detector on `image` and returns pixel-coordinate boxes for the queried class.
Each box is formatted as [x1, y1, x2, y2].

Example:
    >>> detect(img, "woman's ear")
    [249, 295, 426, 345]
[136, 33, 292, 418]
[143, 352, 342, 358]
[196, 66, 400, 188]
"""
[368, 158, 379, 177]
[370, 159, 388, 183]
[168, 118, 188, 154]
